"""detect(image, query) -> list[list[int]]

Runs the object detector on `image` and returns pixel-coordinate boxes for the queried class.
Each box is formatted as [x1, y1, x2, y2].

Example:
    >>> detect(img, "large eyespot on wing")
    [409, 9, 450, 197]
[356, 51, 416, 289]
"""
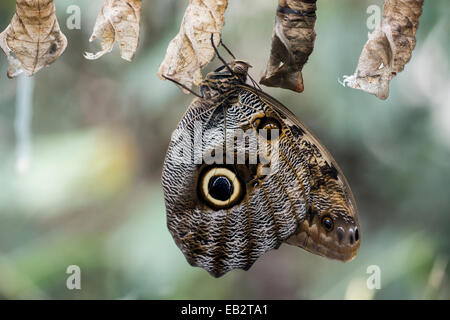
[198, 166, 245, 210]
[162, 95, 313, 277]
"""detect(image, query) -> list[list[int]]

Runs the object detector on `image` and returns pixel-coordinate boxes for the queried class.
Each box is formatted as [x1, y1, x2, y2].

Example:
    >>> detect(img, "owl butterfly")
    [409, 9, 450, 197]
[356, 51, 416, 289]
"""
[161, 36, 360, 278]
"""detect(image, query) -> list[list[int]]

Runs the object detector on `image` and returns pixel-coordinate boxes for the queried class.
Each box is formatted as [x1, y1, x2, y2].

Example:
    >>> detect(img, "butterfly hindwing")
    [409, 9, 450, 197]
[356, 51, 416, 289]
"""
[162, 60, 360, 277]
[239, 86, 360, 261]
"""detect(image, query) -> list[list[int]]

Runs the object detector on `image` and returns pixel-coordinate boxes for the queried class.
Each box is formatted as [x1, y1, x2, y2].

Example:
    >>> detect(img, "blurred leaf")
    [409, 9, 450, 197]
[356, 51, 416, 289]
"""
[85, 0, 141, 61]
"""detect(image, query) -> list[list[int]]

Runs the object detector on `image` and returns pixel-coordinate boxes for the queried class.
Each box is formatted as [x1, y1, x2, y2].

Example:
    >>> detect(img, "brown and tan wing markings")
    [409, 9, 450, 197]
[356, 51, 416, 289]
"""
[239, 84, 358, 219]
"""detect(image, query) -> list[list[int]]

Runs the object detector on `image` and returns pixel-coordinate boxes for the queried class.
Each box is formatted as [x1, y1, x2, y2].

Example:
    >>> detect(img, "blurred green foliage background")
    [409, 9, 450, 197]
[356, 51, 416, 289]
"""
[0, 0, 449, 299]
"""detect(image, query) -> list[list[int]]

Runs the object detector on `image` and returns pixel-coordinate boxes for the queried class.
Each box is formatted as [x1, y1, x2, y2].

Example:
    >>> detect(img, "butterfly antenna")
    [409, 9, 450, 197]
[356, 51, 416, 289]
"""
[161, 74, 203, 99]
[218, 37, 259, 90]
[211, 33, 235, 76]
[219, 39, 236, 60]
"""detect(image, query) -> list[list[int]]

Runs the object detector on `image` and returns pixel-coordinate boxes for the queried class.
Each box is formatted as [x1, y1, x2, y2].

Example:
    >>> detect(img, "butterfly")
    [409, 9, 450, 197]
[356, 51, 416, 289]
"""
[161, 36, 360, 278]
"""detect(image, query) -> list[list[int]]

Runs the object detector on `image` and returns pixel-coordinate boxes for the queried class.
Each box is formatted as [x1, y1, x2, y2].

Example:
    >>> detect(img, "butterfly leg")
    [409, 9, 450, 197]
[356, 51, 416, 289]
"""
[210, 33, 235, 76]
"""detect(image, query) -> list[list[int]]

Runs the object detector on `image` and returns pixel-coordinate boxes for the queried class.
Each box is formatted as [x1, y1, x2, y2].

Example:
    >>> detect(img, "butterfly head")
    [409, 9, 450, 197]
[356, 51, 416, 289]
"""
[200, 60, 252, 98]
[229, 60, 252, 79]
[288, 203, 360, 262]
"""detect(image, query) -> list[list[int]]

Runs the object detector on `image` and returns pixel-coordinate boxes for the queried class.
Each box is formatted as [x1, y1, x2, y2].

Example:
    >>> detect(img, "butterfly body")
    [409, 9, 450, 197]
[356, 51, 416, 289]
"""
[162, 61, 360, 277]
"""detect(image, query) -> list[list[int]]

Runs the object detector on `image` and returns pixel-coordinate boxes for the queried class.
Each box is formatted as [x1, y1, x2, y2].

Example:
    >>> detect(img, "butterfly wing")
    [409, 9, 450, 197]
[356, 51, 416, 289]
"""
[162, 87, 360, 277]
[239, 85, 360, 261]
